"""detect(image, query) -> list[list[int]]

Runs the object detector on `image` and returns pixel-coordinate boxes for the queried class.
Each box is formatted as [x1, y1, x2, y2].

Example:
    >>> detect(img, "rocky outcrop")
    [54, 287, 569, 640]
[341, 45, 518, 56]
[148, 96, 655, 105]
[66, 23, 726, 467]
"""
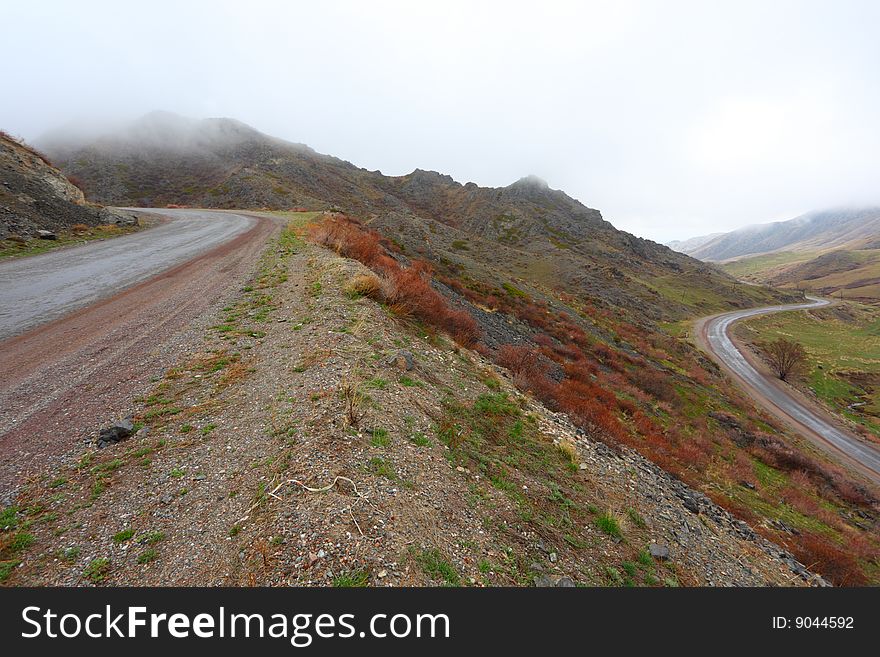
[0, 132, 112, 239]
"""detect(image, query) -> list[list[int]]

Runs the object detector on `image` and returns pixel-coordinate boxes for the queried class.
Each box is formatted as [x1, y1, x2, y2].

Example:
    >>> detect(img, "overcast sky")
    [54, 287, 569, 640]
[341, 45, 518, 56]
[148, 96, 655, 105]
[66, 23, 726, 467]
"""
[3, 1, 879, 242]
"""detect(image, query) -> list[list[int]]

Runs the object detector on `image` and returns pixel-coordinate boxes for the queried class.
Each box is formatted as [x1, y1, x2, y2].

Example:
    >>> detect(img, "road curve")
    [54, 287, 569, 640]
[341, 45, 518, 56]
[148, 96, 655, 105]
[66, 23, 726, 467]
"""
[0, 209, 279, 492]
[0, 208, 256, 339]
[696, 296, 880, 483]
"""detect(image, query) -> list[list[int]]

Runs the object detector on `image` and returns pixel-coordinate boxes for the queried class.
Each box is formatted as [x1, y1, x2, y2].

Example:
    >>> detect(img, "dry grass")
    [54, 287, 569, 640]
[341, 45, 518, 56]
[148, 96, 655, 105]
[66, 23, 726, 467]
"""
[345, 273, 382, 299]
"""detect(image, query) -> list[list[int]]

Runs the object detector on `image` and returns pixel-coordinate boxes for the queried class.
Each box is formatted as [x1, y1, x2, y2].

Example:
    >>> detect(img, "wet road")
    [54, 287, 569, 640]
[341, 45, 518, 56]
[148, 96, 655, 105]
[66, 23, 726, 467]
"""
[0, 209, 255, 339]
[700, 296, 880, 482]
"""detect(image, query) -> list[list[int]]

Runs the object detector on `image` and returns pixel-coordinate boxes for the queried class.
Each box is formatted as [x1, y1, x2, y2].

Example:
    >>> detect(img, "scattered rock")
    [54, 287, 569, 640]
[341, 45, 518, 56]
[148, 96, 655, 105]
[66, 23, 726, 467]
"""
[682, 495, 701, 514]
[548, 552, 558, 563]
[106, 209, 138, 227]
[384, 350, 414, 371]
[36, 229, 57, 240]
[535, 574, 575, 587]
[97, 417, 134, 448]
[649, 543, 670, 560]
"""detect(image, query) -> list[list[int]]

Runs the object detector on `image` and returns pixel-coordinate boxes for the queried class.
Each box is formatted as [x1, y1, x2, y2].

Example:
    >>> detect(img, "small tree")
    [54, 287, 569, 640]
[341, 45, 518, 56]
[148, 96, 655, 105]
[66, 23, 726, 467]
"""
[764, 338, 807, 381]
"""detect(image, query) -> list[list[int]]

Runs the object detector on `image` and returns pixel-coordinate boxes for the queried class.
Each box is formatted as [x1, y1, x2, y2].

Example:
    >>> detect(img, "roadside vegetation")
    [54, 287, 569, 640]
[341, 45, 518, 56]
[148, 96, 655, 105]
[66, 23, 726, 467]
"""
[763, 338, 808, 381]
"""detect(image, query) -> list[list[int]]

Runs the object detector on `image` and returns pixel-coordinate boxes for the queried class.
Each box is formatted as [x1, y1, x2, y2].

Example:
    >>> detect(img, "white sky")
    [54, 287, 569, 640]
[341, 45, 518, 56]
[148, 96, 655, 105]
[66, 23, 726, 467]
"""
[2, 0, 879, 242]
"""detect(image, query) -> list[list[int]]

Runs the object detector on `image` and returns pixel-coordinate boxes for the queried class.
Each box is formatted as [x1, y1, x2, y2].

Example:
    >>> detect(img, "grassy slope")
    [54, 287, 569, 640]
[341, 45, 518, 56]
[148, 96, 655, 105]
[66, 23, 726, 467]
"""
[735, 302, 880, 439]
[300, 213, 880, 585]
[722, 251, 820, 279]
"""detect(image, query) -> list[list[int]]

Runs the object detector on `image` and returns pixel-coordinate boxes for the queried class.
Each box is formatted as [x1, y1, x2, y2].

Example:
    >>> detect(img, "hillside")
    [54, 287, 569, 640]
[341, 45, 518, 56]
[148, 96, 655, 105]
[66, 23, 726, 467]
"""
[0, 215, 824, 587]
[39, 112, 793, 323]
[671, 208, 880, 262]
[0, 132, 133, 241]
[25, 113, 879, 585]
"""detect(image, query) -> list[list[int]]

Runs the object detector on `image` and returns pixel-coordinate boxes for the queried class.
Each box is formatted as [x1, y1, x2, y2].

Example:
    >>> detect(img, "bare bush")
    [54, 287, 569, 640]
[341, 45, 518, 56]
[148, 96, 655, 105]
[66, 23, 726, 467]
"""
[763, 338, 807, 381]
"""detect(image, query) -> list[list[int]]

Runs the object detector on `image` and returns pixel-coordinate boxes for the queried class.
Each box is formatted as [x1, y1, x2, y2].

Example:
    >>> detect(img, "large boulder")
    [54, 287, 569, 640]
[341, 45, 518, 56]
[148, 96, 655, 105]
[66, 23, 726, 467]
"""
[97, 417, 135, 448]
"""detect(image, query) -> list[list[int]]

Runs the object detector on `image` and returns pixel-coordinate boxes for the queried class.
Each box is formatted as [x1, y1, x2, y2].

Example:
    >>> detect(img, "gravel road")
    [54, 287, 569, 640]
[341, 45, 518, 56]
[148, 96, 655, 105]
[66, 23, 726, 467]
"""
[0, 209, 256, 339]
[0, 209, 279, 495]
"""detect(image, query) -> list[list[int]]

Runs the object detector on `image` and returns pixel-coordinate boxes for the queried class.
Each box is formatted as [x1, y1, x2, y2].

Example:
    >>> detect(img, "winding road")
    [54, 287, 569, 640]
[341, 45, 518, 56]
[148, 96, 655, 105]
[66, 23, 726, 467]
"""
[0, 208, 279, 492]
[696, 296, 880, 484]
[0, 209, 257, 339]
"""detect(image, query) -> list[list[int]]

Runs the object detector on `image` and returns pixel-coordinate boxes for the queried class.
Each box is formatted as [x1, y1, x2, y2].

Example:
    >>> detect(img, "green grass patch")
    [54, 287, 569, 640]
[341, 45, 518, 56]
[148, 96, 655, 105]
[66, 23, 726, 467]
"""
[595, 513, 622, 538]
[370, 428, 390, 448]
[333, 569, 370, 587]
[112, 528, 134, 543]
[413, 548, 460, 586]
[83, 558, 111, 583]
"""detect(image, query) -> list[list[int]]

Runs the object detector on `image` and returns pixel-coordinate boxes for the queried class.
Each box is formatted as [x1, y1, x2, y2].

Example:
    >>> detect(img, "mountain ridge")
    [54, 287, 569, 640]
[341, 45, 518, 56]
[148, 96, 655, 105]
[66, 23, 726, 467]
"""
[38, 111, 792, 323]
[670, 207, 880, 262]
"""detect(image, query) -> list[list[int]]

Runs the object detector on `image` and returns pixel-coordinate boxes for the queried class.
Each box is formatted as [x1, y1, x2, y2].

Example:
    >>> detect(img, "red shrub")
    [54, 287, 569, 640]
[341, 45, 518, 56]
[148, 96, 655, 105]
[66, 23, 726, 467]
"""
[781, 485, 820, 516]
[628, 367, 677, 403]
[791, 532, 868, 586]
[307, 215, 480, 347]
[497, 345, 543, 377]
[555, 379, 627, 442]
[562, 360, 597, 383]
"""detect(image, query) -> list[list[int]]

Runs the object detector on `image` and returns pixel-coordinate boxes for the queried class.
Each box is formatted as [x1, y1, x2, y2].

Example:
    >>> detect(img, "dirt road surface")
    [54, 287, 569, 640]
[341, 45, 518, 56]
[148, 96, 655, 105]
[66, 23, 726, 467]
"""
[0, 209, 258, 339]
[0, 209, 279, 497]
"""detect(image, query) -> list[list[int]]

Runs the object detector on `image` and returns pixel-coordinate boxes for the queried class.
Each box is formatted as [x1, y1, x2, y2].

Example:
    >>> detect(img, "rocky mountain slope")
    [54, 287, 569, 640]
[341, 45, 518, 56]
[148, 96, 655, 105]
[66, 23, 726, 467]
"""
[0, 132, 130, 240]
[26, 114, 879, 585]
[39, 112, 792, 323]
[671, 208, 880, 262]
[0, 217, 822, 587]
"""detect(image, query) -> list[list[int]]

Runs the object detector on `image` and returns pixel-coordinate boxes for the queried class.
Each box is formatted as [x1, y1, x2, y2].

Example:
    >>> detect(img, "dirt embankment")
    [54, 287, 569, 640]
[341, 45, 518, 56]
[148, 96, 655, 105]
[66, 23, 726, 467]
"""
[1, 223, 821, 587]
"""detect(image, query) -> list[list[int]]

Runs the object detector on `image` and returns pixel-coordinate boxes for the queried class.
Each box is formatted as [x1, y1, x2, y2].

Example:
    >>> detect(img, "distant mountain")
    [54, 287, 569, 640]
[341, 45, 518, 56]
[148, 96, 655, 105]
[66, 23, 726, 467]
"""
[37, 111, 793, 321]
[670, 208, 880, 262]
[666, 232, 723, 254]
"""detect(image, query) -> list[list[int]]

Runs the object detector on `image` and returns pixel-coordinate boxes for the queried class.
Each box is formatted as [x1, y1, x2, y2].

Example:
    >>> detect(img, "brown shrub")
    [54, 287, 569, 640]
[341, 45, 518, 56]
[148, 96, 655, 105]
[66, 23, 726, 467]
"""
[628, 367, 677, 403]
[780, 484, 820, 516]
[497, 344, 543, 377]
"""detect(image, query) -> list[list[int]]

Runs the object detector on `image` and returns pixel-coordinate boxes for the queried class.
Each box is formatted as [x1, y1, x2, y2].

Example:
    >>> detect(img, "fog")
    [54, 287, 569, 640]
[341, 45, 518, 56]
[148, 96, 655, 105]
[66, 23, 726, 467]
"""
[2, 0, 879, 242]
